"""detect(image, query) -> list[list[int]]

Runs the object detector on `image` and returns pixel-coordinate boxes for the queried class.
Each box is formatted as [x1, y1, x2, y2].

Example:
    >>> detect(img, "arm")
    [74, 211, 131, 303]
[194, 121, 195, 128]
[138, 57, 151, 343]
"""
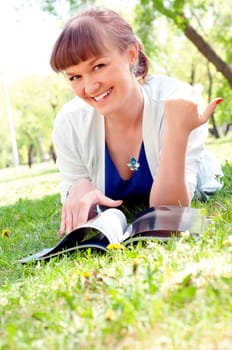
[149, 98, 222, 207]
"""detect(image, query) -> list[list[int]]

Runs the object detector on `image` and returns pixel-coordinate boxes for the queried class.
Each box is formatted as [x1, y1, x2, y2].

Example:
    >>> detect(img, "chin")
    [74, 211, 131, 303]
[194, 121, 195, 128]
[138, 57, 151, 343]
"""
[95, 105, 115, 116]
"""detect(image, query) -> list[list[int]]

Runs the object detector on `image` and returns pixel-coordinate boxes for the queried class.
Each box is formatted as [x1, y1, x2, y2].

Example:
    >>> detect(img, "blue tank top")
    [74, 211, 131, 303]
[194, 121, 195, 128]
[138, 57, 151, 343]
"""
[105, 142, 153, 204]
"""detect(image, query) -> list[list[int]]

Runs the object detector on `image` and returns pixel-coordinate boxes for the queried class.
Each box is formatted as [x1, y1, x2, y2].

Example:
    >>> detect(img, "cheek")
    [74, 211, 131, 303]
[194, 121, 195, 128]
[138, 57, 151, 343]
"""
[70, 82, 83, 97]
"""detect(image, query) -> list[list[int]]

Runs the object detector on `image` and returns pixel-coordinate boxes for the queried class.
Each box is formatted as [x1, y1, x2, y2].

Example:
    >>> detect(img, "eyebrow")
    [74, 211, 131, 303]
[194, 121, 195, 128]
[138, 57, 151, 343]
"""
[64, 56, 107, 76]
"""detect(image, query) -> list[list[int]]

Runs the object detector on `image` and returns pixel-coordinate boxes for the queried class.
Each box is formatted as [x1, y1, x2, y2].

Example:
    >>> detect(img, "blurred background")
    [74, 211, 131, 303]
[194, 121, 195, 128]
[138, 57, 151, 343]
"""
[0, 0, 231, 170]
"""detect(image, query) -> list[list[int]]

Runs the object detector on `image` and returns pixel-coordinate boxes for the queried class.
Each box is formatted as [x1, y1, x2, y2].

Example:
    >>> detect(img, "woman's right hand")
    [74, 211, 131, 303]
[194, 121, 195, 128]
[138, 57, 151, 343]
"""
[58, 179, 122, 235]
[163, 97, 223, 136]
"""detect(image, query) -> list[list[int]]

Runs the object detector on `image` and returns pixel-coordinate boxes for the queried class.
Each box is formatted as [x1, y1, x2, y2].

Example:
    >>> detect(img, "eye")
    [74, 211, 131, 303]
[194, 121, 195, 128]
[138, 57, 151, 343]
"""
[93, 63, 105, 71]
[69, 75, 81, 81]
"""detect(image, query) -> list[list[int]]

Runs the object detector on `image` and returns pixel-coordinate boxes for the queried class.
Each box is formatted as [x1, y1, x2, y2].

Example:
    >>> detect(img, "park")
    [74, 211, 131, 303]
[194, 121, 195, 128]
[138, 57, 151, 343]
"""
[0, 1, 231, 349]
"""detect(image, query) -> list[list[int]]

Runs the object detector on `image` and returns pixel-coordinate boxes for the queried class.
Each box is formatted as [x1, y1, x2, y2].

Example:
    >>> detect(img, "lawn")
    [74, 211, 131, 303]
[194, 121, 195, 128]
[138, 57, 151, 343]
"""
[0, 137, 231, 350]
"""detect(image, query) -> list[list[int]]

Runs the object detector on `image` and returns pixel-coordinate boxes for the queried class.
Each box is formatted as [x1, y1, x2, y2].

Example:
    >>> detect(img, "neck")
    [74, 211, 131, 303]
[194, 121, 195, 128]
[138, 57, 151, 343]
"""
[105, 84, 144, 129]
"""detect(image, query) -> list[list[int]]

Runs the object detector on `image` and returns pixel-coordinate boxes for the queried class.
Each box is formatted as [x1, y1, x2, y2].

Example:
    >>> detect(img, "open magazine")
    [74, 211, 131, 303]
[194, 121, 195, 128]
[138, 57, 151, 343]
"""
[19, 205, 208, 263]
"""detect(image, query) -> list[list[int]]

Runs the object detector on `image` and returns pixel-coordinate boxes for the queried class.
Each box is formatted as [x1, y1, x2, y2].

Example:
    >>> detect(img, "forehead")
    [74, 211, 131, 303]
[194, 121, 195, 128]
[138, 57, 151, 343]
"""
[63, 46, 125, 74]
[63, 56, 102, 74]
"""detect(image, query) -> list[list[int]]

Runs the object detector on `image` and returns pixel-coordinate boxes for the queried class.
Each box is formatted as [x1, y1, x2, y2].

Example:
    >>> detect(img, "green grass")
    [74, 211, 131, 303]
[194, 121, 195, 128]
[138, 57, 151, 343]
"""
[0, 138, 232, 350]
[206, 134, 232, 164]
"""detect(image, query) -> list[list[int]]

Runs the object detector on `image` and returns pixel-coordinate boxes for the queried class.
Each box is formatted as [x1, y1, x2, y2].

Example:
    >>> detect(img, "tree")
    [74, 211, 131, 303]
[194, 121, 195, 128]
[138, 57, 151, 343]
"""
[10, 74, 73, 167]
[133, 0, 232, 136]
[135, 0, 232, 87]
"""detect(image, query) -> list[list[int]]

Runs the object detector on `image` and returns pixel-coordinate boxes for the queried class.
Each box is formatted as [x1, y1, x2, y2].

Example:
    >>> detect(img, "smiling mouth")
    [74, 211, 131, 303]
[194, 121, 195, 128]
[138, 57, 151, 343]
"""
[93, 87, 112, 102]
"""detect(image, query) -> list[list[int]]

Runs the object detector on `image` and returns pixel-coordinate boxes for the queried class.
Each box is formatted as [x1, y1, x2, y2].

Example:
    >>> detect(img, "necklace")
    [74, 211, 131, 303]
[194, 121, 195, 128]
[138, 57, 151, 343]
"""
[127, 156, 140, 171]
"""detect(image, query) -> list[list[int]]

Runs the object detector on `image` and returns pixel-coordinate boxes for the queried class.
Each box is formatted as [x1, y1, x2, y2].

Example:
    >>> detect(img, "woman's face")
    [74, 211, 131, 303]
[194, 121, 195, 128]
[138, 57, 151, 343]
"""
[64, 44, 138, 117]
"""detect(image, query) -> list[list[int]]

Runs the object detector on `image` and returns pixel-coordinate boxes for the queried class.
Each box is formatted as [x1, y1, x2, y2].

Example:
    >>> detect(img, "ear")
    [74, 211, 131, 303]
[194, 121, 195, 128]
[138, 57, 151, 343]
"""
[127, 43, 139, 66]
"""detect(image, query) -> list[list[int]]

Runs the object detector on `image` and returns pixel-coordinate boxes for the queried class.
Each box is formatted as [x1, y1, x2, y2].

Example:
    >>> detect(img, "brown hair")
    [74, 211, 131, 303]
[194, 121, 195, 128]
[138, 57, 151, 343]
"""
[50, 7, 149, 81]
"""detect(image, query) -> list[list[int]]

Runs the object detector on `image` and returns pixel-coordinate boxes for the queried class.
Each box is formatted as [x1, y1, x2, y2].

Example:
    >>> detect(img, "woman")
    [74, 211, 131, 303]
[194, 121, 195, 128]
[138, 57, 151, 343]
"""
[50, 7, 223, 235]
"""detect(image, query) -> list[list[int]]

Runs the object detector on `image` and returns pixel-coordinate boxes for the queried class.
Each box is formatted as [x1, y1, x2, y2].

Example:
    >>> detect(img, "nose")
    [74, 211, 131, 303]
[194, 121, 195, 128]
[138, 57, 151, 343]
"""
[84, 79, 100, 95]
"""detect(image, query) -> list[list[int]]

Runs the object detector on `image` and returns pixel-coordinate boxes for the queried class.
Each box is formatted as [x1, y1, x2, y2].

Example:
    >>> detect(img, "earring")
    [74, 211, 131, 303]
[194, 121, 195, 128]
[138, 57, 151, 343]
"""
[130, 64, 137, 75]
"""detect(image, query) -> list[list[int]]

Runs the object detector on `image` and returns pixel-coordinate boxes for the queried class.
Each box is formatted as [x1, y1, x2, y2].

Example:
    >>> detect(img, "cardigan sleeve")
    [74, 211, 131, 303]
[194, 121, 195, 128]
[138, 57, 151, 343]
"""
[52, 108, 90, 204]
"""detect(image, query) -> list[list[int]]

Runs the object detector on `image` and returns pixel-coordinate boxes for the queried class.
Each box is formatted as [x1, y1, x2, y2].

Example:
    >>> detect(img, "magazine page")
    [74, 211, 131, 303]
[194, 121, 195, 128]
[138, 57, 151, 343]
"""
[123, 205, 207, 243]
[79, 208, 127, 244]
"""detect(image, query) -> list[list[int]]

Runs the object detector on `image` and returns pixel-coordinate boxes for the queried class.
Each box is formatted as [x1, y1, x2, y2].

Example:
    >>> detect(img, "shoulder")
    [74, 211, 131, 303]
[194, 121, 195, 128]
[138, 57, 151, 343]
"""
[52, 97, 103, 146]
[53, 97, 103, 140]
[54, 97, 94, 127]
[143, 75, 194, 100]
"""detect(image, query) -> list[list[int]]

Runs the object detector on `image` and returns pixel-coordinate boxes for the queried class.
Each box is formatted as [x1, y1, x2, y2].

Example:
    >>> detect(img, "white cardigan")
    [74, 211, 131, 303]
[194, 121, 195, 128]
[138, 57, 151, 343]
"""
[52, 75, 221, 203]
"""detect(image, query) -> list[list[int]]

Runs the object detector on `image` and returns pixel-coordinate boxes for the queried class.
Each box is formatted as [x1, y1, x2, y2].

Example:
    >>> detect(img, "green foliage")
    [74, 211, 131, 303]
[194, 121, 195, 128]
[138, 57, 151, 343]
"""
[133, 2, 158, 58]
[39, 0, 94, 17]
[133, 0, 232, 129]
[6, 74, 73, 167]
[221, 161, 232, 194]
[0, 85, 10, 166]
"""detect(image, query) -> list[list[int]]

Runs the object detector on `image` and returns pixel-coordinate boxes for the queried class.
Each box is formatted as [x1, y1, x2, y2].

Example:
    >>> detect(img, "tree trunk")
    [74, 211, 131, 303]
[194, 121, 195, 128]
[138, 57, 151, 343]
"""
[184, 24, 232, 88]
[28, 144, 34, 168]
[152, 3, 232, 88]
[50, 144, 57, 162]
[206, 62, 220, 138]
[224, 123, 232, 136]
[189, 63, 195, 85]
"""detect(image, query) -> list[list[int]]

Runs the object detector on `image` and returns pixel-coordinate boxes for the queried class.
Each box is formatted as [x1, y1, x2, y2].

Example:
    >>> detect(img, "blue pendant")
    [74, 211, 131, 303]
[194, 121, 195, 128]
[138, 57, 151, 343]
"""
[127, 156, 140, 171]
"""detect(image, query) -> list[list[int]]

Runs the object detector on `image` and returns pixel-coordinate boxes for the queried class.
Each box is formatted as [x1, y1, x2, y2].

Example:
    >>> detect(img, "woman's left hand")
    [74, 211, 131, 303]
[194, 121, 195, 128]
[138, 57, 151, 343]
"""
[164, 97, 223, 135]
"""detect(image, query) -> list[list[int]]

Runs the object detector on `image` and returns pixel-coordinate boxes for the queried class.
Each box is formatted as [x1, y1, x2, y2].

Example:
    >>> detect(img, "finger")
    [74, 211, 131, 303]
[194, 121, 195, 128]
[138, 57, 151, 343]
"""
[77, 202, 93, 227]
[202, 97, 223, 122]
[58, 207, 67, 236]
[77, 197, 122, 227]
[100, 198, 123, 208]
[65, 208, 74, 234]
[72, 207, 82, 230]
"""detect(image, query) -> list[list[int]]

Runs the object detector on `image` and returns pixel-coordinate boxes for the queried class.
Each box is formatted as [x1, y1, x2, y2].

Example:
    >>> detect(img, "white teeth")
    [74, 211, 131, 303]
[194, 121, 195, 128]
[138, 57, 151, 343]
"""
[94, 88, 111, 101]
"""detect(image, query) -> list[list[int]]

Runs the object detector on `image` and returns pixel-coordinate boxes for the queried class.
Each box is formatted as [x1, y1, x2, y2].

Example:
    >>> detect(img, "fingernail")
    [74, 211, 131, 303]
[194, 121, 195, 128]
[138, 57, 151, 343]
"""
[215, 98, 223, 105]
